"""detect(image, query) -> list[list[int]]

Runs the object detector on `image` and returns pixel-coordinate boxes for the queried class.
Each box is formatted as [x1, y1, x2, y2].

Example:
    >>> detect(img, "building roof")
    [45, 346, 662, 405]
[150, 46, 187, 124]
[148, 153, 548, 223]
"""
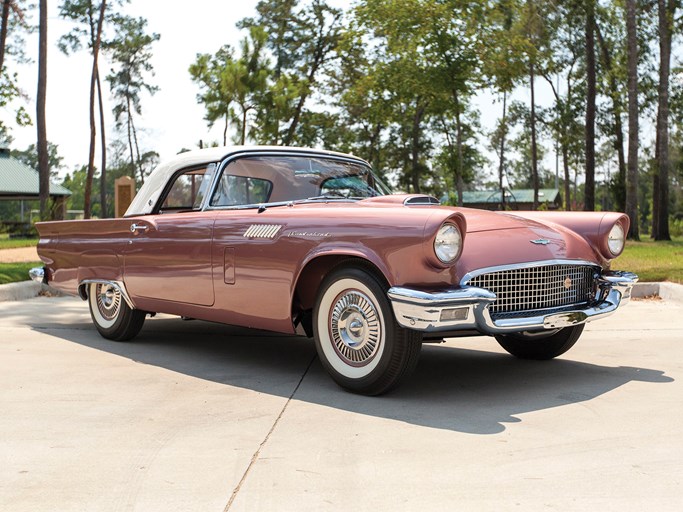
[462, 189, 560, 204]
[0, 148, 71, 198]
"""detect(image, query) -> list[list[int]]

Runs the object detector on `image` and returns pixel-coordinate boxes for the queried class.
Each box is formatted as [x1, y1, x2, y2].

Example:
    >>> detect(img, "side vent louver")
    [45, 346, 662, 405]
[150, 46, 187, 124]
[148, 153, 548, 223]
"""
[243, 225, 282, 239]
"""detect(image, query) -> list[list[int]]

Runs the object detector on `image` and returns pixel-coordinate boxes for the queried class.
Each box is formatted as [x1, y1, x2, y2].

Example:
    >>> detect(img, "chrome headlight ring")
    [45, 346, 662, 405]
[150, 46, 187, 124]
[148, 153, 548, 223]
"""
[434, 223, 462, 264]
[608, 223, 625, 257]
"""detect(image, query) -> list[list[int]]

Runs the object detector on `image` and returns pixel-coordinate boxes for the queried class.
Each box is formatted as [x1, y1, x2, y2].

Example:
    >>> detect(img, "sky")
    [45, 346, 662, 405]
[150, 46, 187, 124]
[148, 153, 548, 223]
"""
[8, 0, 263, 174]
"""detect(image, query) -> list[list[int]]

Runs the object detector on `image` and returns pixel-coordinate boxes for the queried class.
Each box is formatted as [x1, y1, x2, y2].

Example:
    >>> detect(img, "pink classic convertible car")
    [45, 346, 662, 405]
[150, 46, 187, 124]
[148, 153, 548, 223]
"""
[31, 146, 637, 395]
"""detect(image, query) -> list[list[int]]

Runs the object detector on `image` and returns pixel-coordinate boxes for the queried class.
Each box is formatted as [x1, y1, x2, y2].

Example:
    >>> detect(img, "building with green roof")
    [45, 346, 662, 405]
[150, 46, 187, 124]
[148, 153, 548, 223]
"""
[0, 147, 71, 229]
[443, 189, 562, 210]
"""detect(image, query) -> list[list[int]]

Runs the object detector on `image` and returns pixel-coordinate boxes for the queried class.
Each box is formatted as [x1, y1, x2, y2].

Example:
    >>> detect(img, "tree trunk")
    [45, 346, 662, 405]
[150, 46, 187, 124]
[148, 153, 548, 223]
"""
[97, 70, 107, 217]
[530, 61, 539, 209]
[584, 0, 596, 212]
[0, 0, 10, 74]
[126, 97, 135, 179]
[241, 106, 247, 145]
[283, 58, 321, 145]
[453, 89, 464, 206]
[223, 113, 228, 146]
[498, 91, 508, 210]
[131, 115, 143, 185]
[625, 0, 639, 240]
[410, 102, 426, 195]
[37, 0, 49, 221]
[84, 0, 106, 219]
[652, 0, 673, 240]
[562, 143, 571, 211]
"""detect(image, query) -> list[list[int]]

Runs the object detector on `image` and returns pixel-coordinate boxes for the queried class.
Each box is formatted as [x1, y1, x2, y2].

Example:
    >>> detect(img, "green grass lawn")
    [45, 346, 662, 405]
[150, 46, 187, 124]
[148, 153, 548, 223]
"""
[616, 237, 683, 283]
[0, 262, 42, 285]
[0, 234, 38, 250]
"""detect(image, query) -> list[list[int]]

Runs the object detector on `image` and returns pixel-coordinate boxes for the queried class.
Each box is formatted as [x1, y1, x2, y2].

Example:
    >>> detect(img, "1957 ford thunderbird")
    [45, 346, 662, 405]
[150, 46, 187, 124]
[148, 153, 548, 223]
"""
[31, 146, 638, 395]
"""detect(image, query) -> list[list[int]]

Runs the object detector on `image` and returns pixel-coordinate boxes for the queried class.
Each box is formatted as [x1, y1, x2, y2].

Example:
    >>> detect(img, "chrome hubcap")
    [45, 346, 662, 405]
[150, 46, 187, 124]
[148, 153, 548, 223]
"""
[96, 283, 121, 321]
[329, 290, 381, 366]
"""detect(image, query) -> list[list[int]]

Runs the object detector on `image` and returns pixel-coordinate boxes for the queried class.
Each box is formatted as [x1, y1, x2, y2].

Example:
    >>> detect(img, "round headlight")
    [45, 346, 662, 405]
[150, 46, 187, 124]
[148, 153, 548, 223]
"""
[434, 223, 462, 264]
[608, 223, 625, 256]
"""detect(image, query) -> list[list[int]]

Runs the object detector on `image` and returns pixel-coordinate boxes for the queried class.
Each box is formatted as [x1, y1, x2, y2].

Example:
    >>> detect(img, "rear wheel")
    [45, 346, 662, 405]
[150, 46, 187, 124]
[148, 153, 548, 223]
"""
[495, 324, 585, 360]
[313, 267, 422, 395]
[88, 282, 145, 341]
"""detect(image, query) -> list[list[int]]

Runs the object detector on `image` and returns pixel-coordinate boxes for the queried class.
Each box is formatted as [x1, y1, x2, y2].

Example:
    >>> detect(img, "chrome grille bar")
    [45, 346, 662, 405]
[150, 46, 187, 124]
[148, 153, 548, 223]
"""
[464, 264, 598, 316]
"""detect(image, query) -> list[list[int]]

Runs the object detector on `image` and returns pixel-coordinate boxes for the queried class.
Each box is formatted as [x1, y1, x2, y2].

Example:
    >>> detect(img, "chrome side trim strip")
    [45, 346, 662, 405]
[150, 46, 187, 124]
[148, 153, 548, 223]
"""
[79, 279, 136, 310]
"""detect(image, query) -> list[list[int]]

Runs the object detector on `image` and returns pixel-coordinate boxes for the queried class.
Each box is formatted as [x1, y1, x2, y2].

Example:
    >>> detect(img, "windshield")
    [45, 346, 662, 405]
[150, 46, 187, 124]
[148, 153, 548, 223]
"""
[210, 155, 390, 208]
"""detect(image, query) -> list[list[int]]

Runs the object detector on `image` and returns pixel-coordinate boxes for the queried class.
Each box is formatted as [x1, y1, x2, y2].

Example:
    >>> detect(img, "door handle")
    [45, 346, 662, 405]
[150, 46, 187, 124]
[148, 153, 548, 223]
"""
[130, 223, 148, 233]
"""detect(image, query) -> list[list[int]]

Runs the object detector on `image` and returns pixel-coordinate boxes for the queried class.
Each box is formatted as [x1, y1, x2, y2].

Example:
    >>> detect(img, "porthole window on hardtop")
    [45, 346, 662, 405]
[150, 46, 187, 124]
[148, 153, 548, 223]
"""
[159, 164, 216, 212]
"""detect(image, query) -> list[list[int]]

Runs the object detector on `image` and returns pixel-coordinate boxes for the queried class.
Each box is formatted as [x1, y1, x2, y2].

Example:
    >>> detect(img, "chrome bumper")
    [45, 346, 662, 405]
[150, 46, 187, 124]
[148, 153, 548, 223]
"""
[387, 270, 638, 334]
[29, 267, 46, 284]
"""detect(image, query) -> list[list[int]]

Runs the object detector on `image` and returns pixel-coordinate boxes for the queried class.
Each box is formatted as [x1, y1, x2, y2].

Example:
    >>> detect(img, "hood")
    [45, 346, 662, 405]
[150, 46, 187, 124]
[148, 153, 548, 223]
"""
[454, 209, 602, 277]
[456, 208, 552, 234]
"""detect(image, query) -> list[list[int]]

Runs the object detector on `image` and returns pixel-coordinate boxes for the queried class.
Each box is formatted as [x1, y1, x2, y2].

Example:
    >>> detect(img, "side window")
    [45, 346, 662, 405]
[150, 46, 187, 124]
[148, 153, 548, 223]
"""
[210, 174, 272, 207]
[159, 164, 215, 212]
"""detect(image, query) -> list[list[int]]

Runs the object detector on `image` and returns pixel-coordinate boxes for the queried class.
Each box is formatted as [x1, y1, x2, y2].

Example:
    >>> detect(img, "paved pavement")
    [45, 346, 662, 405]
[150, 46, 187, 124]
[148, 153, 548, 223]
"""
[0, 246, 39, 263]
[0, 295, 681, 511]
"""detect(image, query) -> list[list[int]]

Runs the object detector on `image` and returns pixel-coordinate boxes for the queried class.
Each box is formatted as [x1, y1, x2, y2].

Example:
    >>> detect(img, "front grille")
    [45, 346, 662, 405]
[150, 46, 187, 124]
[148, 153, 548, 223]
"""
[464, 264, 599, 317]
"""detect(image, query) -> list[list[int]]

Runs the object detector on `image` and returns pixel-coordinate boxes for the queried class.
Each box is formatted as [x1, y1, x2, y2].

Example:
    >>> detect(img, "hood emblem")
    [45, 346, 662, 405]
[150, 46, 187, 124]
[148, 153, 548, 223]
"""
[530, 238, 550, 245]
[564, 276, 572, 290]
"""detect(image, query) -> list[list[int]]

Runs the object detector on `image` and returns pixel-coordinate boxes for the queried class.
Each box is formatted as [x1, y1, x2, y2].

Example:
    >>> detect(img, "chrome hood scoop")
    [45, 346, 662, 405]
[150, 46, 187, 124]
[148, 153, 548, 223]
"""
[361, 194, 440, 206]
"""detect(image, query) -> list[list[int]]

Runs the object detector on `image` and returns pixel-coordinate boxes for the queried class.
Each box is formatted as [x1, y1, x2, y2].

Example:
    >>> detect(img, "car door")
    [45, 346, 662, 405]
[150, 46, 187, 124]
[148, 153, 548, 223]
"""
[123, 164, 217, 306]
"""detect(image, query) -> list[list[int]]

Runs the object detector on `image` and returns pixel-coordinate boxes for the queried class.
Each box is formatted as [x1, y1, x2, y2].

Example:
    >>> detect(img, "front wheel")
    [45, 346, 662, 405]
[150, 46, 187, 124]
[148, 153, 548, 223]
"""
[495, 324, 585, 360]
[88, 283, 146, 341]
[313, 267, 422, 395]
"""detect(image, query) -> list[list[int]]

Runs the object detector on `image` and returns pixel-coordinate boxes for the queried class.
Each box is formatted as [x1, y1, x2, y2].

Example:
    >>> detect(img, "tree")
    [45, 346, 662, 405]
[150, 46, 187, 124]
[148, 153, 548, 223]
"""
[106, 14, 159, 185]
[11, 141, 64, 179]
[584, 0, 596, 211]
[0, 0, 31, 136]
[537, 0, 585, 211]
[59, 0, 127, 218]
[190, 27, 270, 146]
[651, 0, 677, 240]
[483, 0, 528, 209]
[238, 0, 343, 146]
[625, 0, 639, 239]
[595, 7, 627, 213]
[0, 1, 12, 73]
[189, 45, 235, 146]
[516, 0, 551, 209]
[37, 0, 48, 221]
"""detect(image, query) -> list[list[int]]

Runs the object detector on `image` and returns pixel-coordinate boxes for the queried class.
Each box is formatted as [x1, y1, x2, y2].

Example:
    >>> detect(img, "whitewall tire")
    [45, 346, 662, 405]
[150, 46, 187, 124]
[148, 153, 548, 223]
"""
[313, 267, 422, 395]
[88, 282, 146, 341]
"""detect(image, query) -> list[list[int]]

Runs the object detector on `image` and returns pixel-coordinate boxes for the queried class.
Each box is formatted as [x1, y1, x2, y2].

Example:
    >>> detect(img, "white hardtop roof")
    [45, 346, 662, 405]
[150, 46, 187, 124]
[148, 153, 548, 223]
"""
[125, 145, 365, 217]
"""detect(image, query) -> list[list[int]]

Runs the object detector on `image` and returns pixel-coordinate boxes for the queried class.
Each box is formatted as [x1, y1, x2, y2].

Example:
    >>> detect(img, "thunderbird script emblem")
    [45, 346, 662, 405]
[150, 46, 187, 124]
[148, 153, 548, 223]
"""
[530, 238, 550, 245]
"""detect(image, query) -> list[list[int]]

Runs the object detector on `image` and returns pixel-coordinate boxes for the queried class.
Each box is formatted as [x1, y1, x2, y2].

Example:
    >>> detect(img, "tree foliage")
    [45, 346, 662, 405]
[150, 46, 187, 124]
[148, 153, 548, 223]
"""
[105, 14, 159, 184]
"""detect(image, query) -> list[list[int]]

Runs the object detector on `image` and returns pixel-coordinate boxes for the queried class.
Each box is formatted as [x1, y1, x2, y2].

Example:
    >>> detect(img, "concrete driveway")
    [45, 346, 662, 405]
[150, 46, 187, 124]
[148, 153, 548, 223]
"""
[0, 295, 681, 511]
